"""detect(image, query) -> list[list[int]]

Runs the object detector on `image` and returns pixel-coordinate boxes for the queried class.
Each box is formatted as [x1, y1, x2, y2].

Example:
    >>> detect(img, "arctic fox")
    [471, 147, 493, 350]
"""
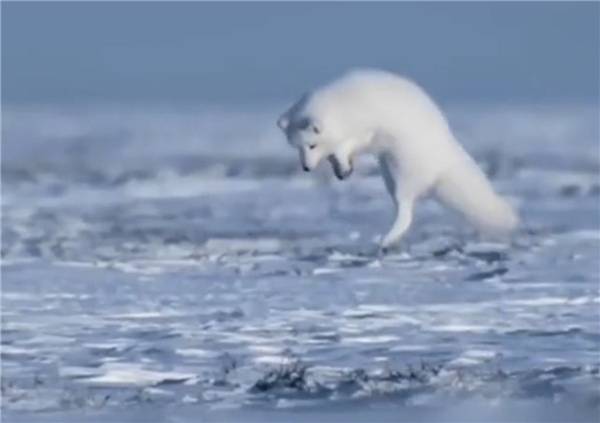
[277, 68, 519, 251]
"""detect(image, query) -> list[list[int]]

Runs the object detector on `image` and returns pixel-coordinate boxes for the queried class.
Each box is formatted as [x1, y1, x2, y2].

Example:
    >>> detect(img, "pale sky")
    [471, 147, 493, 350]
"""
[3, 1, 599, 104]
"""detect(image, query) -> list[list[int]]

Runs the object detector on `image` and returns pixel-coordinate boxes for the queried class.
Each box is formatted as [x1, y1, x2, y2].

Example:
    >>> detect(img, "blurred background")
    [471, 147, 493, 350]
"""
[3, 1, 599, 105]
[3, 1, 599, 201]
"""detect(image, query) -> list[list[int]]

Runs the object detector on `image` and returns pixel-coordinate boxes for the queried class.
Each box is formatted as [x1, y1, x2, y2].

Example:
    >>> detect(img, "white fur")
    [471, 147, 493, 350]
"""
[277, 68, 520, 250]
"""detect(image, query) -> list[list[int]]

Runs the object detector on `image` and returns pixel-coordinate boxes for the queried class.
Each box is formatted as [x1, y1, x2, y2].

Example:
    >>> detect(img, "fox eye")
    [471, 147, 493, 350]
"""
[297, 117, 311, 131]
[308, 144, 317, 150]
[297, 117, 321, 135]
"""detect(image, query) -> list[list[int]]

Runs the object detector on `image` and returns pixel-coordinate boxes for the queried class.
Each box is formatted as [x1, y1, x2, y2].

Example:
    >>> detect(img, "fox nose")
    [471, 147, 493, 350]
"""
[302, 165, 310, 172]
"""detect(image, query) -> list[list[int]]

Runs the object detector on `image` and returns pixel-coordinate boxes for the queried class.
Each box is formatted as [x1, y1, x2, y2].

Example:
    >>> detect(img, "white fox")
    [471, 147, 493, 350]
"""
[277, 68, 519, 250]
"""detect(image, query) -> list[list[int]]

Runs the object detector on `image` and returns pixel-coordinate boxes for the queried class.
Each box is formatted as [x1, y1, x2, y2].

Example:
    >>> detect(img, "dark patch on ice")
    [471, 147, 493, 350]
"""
[465, 266, 509, 281]
[559, 184, 583, 197]
[251, 360, 311, 393]
[432, 244, 459, 258]
[431, 243, 509, 265]
[254, 359, 425, 395]
[559, 183, 600, 198]
[507, 328, 596, 339]
[125, 329, 181, 342]
[465, 250, 509, 264]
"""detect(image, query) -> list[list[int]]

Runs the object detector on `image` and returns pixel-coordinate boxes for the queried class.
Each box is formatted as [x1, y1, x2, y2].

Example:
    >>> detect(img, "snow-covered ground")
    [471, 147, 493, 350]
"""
[2, 103, 599, 422]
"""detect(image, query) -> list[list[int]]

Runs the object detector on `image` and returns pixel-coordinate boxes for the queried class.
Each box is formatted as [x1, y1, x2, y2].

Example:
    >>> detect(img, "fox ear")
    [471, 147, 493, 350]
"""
[277, 115, 289, 131]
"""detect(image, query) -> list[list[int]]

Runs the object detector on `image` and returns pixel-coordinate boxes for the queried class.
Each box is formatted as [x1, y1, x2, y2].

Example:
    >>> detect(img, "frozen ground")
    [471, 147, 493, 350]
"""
[2, 103, 599, 422]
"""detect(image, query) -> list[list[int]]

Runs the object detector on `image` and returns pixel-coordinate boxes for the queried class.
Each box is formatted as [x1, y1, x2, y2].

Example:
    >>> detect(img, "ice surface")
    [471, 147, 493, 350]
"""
[2, 103, 599, 421]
